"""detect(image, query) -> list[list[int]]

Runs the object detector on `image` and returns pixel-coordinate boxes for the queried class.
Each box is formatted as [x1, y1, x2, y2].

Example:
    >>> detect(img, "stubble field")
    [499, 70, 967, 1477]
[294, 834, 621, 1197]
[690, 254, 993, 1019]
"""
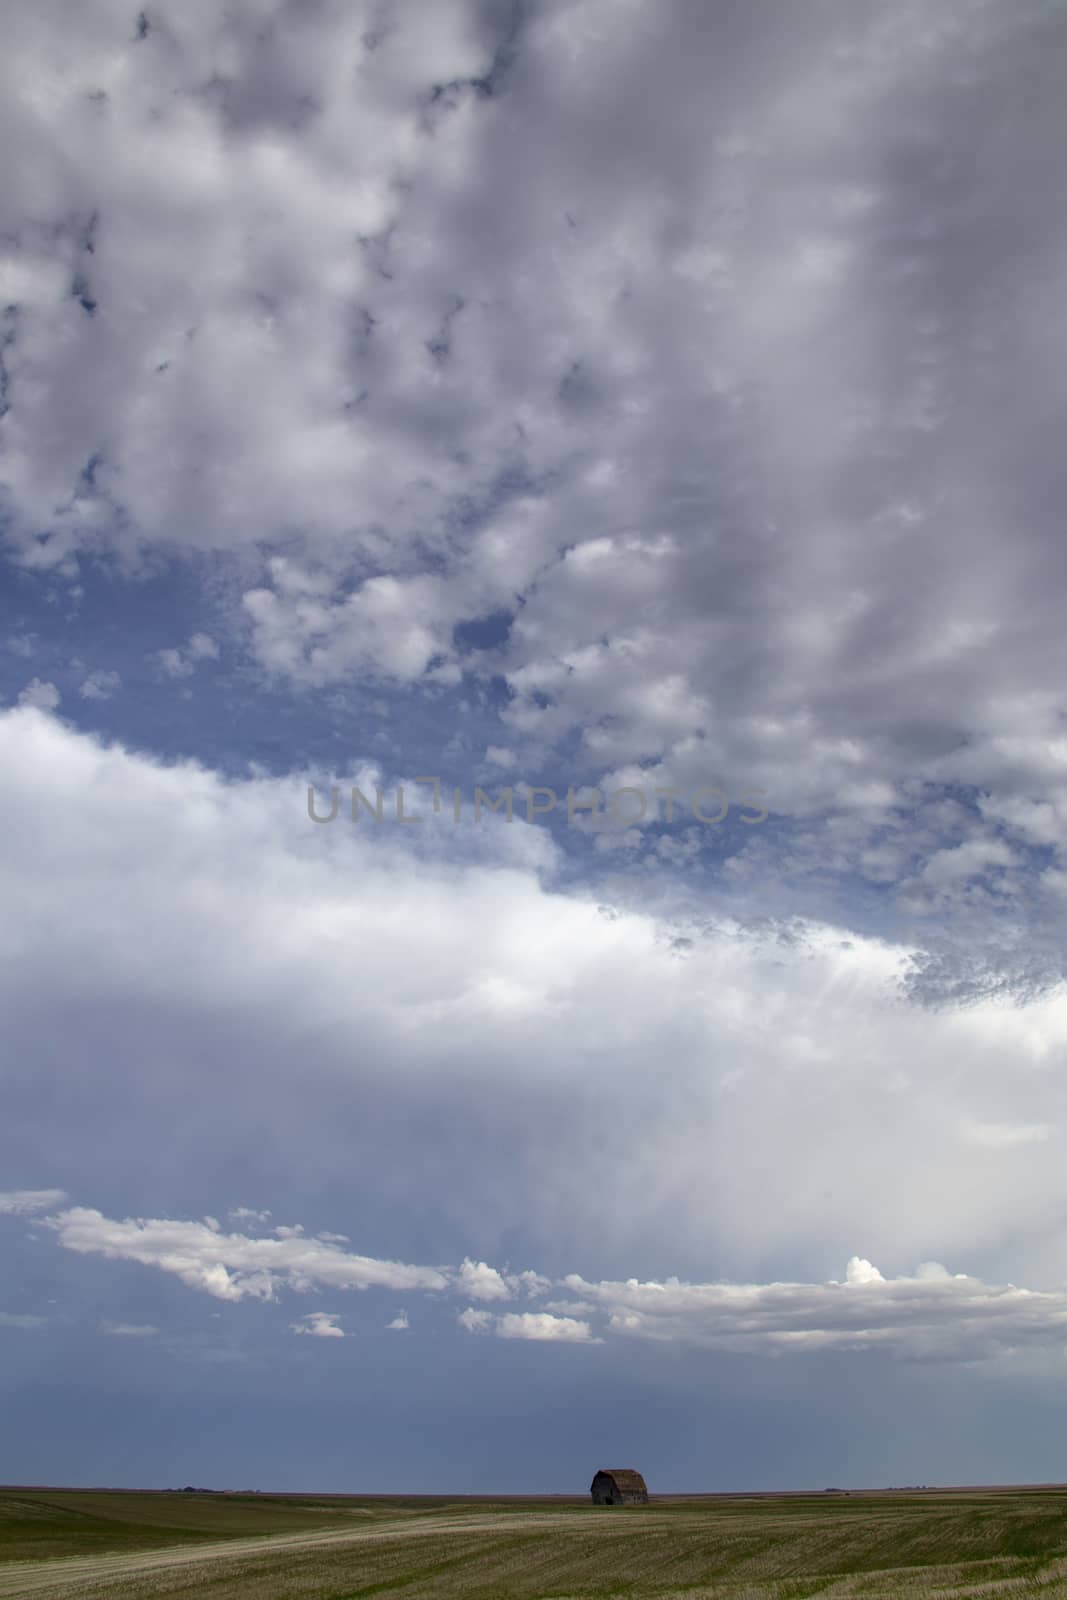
[3, 1485, 1067, 1598]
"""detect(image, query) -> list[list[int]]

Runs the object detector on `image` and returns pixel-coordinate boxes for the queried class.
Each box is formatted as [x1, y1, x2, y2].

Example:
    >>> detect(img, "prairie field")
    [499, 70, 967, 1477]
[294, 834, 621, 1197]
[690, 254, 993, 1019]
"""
[4, 1485, 1067, 1599]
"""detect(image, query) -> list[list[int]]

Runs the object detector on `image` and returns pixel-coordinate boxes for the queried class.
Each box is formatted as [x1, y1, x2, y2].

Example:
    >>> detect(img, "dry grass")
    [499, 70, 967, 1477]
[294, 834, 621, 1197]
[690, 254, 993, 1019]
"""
[4, 1487, 1067, 1598]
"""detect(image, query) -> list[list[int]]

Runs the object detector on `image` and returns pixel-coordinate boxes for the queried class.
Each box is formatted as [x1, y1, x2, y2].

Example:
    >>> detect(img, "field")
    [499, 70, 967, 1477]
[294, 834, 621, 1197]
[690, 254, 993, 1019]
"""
[4, 1485, 1067, 1598]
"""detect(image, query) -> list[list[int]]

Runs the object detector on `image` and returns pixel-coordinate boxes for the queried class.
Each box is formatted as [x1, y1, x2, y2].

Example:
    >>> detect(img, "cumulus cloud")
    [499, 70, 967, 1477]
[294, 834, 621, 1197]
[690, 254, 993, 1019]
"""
[154, 634, 220, 679]
[485, 747, 517, 770]
[291, 1312, 344, 1339]
[387, 1311, 410, 1331]
[78, 668, 121, 701]
[455, 1258, 549, 1302]
[456, 1307, 493, 1333]
[494, 1312, 601, 1344]
[16, 678, 60, 710]
[844, 1257, 886, 1286]
[455, 1258, 512, 1302]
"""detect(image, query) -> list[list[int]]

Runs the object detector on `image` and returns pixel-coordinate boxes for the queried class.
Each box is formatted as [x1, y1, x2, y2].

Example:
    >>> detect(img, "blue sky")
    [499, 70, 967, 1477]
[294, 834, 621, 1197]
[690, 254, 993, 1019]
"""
[4, 0, 1067, 1494]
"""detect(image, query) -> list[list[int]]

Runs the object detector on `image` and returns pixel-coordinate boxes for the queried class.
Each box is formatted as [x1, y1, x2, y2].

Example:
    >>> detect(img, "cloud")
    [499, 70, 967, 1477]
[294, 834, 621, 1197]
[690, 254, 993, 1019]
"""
[18, 1182, 1067, 1365]
[0, 0, 1062, 879]
[494, 1312, 601, 1344]
[0, 1189, 68, 1215]
[100, 1321, 159, 1337]
[6, 705, 1067, 1298]
[0, 1312, 48, 1329]
[78, 668, 121, 701]
[562, 1261, 1067, 1362]
[5, 635, 35, 658]
[16, 678, 60, 710]
[455, 1258, 512, 1301]
[456, 1307, 493, 1333]
[291, 1312, 344, 1339]
[445, 1255, 1067, 1359]
[0, 2, 1064, 1024]
[243, 564, 452, 686]
[154, 634, 220, 680]
[43, 1206, 449, 1303]
[845, 1257, 886, 1286]
[512, 1271, 553, 1298]
[454, 1258, 548, 1302]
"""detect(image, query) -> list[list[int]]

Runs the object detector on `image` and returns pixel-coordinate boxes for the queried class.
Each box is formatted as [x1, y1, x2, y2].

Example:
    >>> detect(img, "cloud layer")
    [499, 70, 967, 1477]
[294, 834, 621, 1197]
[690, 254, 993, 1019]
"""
[4, 705, 1067, 1300]
[4, 0, 1067, 851]
[8, 1190, 1067, 1363]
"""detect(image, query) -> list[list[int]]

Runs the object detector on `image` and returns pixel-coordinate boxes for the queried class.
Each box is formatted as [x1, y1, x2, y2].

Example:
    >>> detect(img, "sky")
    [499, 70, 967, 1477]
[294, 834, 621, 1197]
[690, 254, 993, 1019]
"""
[3, 0, 1067, 1495]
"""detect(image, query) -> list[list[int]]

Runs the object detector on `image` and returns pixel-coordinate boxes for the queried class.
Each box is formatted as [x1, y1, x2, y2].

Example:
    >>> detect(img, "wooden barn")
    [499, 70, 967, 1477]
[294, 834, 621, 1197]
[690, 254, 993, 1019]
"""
[590, 1468, 649, 1505]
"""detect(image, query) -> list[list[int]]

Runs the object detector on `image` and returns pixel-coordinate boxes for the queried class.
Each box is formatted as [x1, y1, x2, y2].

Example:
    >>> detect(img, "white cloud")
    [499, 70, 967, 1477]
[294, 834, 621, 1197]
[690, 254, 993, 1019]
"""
[844, 1257, 886, 1286]
[919, 839, 1018, 892]
[155, 634, 219, 680]
[78, 668, 121, 701]
[291, 1312, 344, 1339]
[5, 635, 35, 658]
[0, 1312, 48, 1329]
[0, 1188, 68, 1215]
[457, 1307, 493, 1333]
[100, 1321, 159, 1337]
[156, 649, 192, 680]
[453, 1259, 554, 1302]
[14, 1179, 1067, 1364]
[44, 1206, 448, 1303]
[494, 1312, 601, 1344]
[562, 1262, 1067, 1361]
[512, 1270, 552, 1298]
[16, 678, 60, 710]
[243, 565, 451, 686]
[454, 1258, 513, 1302]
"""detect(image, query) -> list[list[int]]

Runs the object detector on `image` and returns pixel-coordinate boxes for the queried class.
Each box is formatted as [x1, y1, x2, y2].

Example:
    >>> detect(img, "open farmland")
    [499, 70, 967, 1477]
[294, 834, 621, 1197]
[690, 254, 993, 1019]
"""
[4, 1487, 1067, 1598]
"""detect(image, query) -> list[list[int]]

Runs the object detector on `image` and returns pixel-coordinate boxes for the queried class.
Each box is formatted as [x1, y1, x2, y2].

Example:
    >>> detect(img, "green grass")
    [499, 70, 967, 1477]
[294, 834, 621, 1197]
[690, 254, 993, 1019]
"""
[4, 1486, 1067, 1598]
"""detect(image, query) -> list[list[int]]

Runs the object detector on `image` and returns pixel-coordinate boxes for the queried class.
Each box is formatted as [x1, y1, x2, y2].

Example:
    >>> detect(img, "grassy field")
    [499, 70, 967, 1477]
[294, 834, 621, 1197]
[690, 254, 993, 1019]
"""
[4, 1485, 1067, 1597]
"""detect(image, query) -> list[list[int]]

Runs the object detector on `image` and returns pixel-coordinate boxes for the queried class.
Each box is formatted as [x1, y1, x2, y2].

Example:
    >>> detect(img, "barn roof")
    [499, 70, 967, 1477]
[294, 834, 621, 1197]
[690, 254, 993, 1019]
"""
[594, 1469, 648, 1492]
